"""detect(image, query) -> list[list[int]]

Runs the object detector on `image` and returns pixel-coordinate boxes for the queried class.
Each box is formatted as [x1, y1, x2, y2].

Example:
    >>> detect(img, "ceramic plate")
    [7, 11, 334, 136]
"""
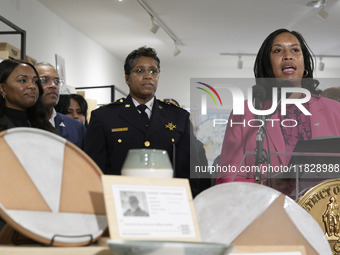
[107, 240, 233, 255]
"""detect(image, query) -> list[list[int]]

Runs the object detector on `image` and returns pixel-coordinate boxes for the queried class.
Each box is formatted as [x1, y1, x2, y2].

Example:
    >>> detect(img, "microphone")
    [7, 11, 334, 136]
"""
[252, 84, 266, 112]
[252, 84, 266, 120]
[252, 84, 267, 180]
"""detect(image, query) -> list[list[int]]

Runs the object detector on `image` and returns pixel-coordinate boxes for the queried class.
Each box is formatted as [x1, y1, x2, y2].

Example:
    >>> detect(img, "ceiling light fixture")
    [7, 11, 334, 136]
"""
[173, 43, 181, 57]
[150, 17, 159, 34]
[137, 0, 183, 56]
[307, 0, 328, 19]
[318, 6, 328, 19]
[307, 0, 323, 8]
[319, 57, 325, 71]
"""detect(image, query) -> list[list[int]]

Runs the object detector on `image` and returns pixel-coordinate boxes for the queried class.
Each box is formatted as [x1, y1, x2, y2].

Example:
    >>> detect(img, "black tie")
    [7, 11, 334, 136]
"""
[137, 104, 149, 126]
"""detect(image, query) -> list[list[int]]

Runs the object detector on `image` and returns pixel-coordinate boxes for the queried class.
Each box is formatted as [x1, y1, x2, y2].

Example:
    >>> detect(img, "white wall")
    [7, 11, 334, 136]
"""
[0, 0, 127, 104]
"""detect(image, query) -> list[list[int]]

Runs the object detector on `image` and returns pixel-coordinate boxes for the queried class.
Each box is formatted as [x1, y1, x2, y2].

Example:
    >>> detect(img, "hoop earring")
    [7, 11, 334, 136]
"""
[303, 70, 308, 78]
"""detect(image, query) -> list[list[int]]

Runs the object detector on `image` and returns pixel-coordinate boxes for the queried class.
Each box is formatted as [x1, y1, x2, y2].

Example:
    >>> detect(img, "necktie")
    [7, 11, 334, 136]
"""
[137, 104, 149, 126]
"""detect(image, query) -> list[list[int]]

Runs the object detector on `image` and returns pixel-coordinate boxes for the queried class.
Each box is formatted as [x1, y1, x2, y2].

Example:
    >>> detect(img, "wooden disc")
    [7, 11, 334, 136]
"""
[0, 128, 107, 246]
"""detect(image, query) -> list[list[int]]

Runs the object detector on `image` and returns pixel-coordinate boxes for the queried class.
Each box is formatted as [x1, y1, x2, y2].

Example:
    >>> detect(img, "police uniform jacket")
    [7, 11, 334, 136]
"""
[84, 95, 192, 179]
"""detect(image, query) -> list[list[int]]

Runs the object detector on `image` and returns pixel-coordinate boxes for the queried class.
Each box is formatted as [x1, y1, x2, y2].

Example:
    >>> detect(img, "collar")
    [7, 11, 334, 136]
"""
[131, 97, 154, 119]
[49, 108, 57, 127]
[131, 97, 154, 110]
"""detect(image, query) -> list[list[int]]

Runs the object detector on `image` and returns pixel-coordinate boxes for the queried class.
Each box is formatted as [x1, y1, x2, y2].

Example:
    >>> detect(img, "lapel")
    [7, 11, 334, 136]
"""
[309, 96, 324, 137]
[54, 113, 68, 137]
[118, 95, 148, 133]
[146, 99, 167, 136]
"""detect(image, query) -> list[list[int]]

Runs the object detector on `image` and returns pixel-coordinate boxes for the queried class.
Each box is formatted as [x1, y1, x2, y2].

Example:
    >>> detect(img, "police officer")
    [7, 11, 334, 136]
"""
[84, 46, 209, 196]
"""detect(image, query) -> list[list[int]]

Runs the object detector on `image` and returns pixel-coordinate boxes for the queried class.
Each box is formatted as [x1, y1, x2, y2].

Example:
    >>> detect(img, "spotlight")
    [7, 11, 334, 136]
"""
[318, 8, 328, 19]
[237, 55, 243, 69]
[307, 0, 328, 19]
[307, 0, 323, 8]
[319, 57, 325, 71]
[173, 45, 181, 57]
[150, 17, 159, 34]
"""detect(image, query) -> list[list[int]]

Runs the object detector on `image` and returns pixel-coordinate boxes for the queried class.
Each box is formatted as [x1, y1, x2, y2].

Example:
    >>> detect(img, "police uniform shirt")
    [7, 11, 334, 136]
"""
[132, 97, 153, 119]
[84, 95, 191, 179]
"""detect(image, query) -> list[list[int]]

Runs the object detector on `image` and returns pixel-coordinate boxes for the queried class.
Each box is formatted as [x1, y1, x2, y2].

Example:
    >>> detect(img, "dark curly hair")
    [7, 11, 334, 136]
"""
[254, 28, 320, 99]
[124, 46, 160, 75]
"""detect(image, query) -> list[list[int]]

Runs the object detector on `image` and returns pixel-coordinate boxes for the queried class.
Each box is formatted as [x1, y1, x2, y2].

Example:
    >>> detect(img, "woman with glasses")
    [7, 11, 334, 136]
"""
[84, 46, 208, 197]
[0, 59, 57, 133]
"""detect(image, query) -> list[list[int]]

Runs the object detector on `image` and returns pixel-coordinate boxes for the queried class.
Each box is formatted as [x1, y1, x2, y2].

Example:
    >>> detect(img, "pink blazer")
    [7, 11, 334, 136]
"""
[216, 95, 340, 184]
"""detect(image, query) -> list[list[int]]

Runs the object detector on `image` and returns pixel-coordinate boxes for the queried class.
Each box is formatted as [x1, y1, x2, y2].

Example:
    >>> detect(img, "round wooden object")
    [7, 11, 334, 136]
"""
[0, 128, 107, 246]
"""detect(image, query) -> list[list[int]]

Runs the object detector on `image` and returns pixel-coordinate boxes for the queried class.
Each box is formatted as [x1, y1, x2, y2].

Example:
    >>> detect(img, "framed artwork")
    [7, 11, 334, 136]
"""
[101, 175, 201, 242]
[55, 54, 68, 94]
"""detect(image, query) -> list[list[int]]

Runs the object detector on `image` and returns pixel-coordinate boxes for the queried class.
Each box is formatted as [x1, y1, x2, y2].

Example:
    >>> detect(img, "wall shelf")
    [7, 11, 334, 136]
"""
[0, 15, 26, 60]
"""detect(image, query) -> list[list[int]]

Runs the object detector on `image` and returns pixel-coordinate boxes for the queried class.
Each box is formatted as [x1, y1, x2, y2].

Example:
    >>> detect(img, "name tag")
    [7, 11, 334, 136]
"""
[112, 127, 128, 132]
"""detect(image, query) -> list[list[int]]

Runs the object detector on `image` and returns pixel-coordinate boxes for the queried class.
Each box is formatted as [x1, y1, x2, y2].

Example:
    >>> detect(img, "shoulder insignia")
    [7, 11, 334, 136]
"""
[115, 98, 125, 104]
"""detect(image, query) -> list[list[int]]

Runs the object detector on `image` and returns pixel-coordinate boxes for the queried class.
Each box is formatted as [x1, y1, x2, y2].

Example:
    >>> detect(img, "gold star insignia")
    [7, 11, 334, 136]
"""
[165, 122, 176, 131]
[125, 104, 130, 108]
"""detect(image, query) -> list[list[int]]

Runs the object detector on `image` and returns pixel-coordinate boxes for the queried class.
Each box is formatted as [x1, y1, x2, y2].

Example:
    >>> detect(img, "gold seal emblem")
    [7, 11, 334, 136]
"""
[165, 122, 176, 131]
[298, 179, 340, 254]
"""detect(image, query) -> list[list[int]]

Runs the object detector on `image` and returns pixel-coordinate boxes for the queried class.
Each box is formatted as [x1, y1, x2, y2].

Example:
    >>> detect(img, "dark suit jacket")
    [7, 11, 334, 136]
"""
[54, 112, 86, 149]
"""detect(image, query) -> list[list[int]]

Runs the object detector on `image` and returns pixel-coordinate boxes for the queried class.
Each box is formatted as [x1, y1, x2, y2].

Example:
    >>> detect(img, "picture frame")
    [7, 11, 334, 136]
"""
[101, 175, 201, 242]
[55, 54, 68, 94]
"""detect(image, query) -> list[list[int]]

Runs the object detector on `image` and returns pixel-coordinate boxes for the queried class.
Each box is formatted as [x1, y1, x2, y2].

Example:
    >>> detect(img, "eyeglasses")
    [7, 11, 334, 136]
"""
[132, 68, 160, 76]
[40, 76, 64, 87]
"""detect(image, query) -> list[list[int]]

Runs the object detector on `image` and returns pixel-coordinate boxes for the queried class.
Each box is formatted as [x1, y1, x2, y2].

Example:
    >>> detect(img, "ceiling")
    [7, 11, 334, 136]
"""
[38, 0, 340, 71]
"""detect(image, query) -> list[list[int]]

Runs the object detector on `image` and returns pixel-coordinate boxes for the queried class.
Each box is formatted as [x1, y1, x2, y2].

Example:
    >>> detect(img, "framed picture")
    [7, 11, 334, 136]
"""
[55, 54, 68, 94]
[101, 175, 201, 242]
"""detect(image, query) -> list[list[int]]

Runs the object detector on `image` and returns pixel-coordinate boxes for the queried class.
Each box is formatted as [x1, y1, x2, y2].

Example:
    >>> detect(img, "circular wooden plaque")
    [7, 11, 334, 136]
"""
[0, 128, 107, 246]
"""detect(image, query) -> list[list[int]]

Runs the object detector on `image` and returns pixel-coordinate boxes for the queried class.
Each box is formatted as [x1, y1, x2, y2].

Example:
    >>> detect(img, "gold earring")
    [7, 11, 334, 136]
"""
[303, 70, 308, 77]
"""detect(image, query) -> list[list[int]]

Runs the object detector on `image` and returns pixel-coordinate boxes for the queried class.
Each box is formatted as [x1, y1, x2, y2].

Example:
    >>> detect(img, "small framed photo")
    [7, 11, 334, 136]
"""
[101, 176, 201, 242]
[55, 54, 68, 94]
[55, 54, 66, 81]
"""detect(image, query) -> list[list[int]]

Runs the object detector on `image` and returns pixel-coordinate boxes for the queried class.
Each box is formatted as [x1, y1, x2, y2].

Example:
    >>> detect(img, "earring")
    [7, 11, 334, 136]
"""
[303, 70, 308, 78]
[1, 94, 5, 99]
